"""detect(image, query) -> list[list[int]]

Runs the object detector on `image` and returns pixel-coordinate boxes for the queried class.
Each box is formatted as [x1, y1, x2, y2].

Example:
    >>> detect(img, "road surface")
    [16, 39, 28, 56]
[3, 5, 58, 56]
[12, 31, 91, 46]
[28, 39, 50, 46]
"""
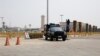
[0, 34, 100, 56]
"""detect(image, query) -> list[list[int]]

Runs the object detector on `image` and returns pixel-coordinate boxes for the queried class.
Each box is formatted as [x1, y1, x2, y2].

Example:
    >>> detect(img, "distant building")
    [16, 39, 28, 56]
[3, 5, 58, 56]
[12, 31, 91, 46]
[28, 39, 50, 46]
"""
[41, 15, 45, 31]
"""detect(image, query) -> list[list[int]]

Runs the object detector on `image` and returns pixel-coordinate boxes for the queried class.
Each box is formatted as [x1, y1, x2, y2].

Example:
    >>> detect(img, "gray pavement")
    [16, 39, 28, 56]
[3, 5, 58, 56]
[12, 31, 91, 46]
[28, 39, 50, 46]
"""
[0, 34, 100, 56]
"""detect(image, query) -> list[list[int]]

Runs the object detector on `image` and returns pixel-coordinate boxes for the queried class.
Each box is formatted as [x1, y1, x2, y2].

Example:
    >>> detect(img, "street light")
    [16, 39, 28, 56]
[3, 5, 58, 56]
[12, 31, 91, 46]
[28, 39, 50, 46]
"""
[47, 0, 49, 24]
[60, 15, 63, 22]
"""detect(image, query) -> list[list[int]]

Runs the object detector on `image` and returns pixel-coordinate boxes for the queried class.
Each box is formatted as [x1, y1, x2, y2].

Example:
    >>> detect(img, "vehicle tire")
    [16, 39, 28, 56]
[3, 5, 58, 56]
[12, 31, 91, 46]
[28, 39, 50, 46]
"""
[56, 37, 58, 41]
[62, 36, 66, 41]
[62, 38, 66, 41]
[50, 36, 53, 41]
[66, 34, 68, 40]
[45, 36, 48, 40]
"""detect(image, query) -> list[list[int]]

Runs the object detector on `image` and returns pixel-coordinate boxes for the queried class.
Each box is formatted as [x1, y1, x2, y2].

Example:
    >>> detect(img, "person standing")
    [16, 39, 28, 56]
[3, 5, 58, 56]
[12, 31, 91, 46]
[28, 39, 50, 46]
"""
[66, 19, 70, 32]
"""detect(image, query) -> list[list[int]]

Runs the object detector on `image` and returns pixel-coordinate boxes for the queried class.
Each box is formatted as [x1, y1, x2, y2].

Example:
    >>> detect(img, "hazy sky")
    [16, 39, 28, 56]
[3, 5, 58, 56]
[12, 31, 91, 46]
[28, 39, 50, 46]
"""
[0, 0, 100, 28]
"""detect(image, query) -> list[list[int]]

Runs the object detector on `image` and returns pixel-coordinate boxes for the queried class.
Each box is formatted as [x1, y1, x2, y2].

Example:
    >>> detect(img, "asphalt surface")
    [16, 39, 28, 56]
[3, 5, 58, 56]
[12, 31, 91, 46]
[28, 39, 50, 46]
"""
[0, 34, 100, 56]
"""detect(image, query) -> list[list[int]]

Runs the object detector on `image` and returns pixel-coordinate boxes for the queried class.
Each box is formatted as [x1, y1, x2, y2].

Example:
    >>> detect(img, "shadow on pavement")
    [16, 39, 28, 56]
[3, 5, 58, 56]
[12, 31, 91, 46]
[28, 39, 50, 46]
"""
[38, 38, 70, 42]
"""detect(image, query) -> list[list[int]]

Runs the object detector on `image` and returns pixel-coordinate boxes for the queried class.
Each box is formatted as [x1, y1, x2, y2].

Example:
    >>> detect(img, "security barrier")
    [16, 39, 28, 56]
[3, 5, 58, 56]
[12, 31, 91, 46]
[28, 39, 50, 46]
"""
[29, 33, 43, 39]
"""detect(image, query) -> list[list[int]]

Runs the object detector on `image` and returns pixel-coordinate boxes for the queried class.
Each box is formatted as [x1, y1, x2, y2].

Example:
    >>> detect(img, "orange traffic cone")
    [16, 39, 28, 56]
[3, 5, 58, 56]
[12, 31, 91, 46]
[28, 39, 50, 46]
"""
[5, 37, 10, 46]
[16, 37, 20, 45]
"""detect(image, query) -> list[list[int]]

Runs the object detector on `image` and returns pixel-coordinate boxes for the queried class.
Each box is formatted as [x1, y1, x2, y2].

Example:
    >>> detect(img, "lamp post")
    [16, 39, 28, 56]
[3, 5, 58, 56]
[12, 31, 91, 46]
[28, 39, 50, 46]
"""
[47, 0, 49, 24]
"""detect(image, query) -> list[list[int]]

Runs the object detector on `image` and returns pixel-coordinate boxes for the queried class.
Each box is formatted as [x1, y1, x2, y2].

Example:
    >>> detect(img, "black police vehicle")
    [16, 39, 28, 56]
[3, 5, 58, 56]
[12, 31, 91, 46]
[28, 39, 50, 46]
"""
[44, 23, 67, 41]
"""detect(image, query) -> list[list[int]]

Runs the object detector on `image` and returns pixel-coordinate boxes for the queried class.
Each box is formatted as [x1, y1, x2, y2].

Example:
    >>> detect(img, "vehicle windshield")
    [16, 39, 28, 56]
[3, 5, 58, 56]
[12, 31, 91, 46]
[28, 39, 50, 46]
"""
[50, 27, 63, 32]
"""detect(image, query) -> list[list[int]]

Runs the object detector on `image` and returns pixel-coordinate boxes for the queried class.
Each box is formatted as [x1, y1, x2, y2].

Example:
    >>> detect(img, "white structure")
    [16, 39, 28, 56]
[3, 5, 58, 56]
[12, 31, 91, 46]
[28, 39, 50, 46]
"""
[41, 15, 45, 31]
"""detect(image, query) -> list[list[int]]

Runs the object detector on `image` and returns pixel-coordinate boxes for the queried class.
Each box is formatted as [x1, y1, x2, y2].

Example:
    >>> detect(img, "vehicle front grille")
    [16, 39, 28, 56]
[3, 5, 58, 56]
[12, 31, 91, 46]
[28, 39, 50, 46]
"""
[54, 31, 64, 36]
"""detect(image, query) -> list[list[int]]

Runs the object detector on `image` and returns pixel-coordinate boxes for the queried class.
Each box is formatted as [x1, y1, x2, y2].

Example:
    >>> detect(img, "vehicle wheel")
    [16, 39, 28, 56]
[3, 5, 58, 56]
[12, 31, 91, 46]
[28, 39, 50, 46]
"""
[66, 34, 68, 40]
[45, 36, 48, 40]
[56, 37, 58, 41]
[62, 38, 66, 41]
[62, 36, 66, 41]
[50, 36, 53, 41]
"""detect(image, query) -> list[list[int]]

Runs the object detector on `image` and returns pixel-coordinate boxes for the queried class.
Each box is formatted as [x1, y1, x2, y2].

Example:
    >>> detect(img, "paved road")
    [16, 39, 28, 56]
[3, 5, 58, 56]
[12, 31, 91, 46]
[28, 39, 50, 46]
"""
[0, 34, 100, 56]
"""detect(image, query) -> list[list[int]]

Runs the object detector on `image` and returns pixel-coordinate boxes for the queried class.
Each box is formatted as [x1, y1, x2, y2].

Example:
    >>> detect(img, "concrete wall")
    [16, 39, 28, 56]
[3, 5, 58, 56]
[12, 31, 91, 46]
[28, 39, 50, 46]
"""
[59, 20, 98, 32]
